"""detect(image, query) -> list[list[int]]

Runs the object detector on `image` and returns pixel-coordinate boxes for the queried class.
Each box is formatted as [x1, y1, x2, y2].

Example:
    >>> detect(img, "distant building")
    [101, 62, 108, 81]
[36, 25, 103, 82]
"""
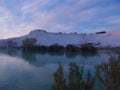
[96, 31, 106, 34]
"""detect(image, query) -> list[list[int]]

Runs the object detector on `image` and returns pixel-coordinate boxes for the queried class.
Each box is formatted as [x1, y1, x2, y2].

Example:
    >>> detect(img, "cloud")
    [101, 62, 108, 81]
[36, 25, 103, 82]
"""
[105, 15, 120, 25]
[0, 0, 120, 39]
[0, 6, 30, 39]
[18, 0, 100, 31]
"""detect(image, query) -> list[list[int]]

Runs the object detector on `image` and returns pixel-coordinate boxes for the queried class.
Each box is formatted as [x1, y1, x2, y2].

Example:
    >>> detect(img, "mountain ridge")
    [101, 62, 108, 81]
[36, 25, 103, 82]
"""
[0, 29, 120, 48]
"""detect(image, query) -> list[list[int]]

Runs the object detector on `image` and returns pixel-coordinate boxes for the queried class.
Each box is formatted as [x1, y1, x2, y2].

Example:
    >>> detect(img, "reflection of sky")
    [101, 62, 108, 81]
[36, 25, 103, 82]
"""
[0, 0, 120, 39]
[0, 54, 56, 90]
[0, 50, 111, 90]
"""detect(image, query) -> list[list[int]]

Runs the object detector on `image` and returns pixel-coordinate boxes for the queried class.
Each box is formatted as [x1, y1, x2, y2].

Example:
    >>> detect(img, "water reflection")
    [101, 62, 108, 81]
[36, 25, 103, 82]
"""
[80, 50, 98, 58]
[0, 54, 55, 90]
[65, 52, 78, 58]
[48, 51, 64, 56]
[0, 50, 112, 90]
[22, 51, 36, 62]
[21, 50, 98, 59]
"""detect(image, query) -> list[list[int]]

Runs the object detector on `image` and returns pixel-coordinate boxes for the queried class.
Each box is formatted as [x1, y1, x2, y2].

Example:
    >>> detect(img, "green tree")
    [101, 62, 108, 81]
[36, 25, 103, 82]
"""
[52, 62, 67, 90]
[22, 38, 37, 48]
[96, 56, 120, 90]
[52, 62, 95, 90]
[83, 70, 95, 90]
[68, 62, 95, 90]
[68, 62, 83, 90]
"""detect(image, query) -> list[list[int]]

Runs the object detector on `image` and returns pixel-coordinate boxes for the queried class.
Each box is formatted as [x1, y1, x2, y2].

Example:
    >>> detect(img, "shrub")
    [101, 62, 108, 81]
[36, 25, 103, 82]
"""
[65, 45, 80, 52]
[22, 38, 37, 50]
[80, 43, 97, 52]
[52, 62, 95, 90]
[68, 62, 83, 90]
[6, 40, 17, 48]
[37, 45, 48, 51]
[96, 56, 120, 90]
[52, 62, 67, 90]
[48, 44, 65, 52]
[68, 62, 95, 90]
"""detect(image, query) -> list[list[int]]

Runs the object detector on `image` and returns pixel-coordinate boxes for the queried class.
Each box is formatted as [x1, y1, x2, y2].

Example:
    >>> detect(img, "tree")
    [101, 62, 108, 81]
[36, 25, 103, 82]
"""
[6, 40, 17, 48]
[96, 56, 120, 90]
[80, 43, 97, 52]
[68, 62, 83, 90]
[66, 45, 80, 52]
[83, 70, 95, 90]
[52, 62, 95, 90]
[22, 38, 37, 48]
[52, 62, 67, 90]
[68, 62, 95, 90]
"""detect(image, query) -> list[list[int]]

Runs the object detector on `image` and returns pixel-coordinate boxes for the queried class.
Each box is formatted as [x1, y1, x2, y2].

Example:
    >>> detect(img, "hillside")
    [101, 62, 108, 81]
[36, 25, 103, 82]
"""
[0, 29, 120, 48]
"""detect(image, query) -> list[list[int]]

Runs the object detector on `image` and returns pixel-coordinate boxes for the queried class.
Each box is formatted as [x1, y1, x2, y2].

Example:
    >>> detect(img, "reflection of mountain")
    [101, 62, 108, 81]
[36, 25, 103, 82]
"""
[0, 50, 110, 90]
[0, 50, 111, 67]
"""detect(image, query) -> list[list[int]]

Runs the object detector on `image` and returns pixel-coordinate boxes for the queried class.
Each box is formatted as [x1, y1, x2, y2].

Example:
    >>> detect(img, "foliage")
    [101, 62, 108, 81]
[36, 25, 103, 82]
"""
[37, 45, 48, 51]
[22, 38, 37, 48]
[96, 56, 120, 90]
[80, 43, 97, 52]
[66, 44, 80, 52]
[68, 62, 83, 90]
[6, 40, 17, 48]
[48, 44, 65, 52]
[83, 70, 95, 90]
[52, 62, 95, 90]
[52, 62, 67, 90]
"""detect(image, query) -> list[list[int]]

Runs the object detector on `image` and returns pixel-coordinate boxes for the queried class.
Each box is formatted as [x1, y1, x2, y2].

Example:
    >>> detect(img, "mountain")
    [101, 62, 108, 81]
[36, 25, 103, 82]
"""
[0, 29, 120, 48]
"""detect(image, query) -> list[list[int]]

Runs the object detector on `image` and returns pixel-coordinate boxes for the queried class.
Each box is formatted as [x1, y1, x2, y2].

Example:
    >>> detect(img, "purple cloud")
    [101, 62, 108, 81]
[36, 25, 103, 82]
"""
[0, 0, 120, 39]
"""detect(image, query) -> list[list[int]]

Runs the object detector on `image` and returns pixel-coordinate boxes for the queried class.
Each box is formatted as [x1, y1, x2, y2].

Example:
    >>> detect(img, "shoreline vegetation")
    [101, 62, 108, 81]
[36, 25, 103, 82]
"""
[21, 38, 97, 52]
[0, 30, 120, 53]
[22, 44, 97, 52]
[52, 50, 120, 90]
[1, 37, 120, 53]
[52, 62, 95, 90]
[0, 37, 120, 90]
[0, 30, 120, 90]
[0, 37, 97, 52]
[0, 45, 120, 52]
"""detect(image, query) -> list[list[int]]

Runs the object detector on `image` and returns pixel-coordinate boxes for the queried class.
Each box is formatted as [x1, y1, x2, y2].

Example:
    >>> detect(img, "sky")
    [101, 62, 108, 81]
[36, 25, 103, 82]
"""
[0, 0, 120, 39]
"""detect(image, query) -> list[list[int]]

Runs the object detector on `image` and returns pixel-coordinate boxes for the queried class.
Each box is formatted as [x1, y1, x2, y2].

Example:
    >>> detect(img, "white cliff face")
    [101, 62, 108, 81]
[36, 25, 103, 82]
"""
[0, 29, 120, 48]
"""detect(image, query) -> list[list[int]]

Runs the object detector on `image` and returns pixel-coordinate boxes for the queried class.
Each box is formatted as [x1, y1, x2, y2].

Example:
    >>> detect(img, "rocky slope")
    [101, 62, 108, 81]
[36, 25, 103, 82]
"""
[0, 29, 120, 48]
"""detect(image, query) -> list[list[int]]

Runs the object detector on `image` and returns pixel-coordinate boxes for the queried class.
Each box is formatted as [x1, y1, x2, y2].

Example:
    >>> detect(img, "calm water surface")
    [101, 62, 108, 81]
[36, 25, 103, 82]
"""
[0, 50, 114, 90]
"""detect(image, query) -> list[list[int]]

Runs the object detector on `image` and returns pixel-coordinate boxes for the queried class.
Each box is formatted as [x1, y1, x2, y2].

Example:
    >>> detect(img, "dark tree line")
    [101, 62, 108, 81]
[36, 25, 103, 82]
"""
[22, 38, 97, 52]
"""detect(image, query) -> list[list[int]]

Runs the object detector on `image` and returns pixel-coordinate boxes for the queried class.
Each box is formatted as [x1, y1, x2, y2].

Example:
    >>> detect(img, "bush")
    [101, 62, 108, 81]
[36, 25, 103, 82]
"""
[37, 45, 48, 51]
[96, 56, 120, 90]
[65, 45, 80, 52]
[52, 62, 95, 90]
[52, 62, 67, 90]
[6, 40, 17, 48]
[80, 43, 97, 52]
[48, 44, 65, 52]
[22, 38, 37, 50]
